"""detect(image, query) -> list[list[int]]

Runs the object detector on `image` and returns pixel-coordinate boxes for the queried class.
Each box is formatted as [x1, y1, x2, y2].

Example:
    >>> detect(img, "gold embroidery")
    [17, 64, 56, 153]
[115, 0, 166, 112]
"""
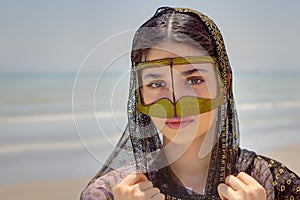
[257, 156, 262, 160]
[165, 194, 184, 200]
[93, 191, 101, 197]
[290, 173, 296, 179]
[96, 181, 104, 186]
[268, 164, 272, 168]
[295, 186, 300, 193]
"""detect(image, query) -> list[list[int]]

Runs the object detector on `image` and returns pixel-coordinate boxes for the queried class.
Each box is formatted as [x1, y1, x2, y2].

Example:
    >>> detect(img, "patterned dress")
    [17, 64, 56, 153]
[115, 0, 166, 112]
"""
[81, 149, 300, 199]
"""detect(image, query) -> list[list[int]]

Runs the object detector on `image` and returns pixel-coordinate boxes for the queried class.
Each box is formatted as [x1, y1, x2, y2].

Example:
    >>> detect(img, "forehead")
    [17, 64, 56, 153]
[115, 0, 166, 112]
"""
[140, 62, 216, 79]
[145, 41, 207, 61]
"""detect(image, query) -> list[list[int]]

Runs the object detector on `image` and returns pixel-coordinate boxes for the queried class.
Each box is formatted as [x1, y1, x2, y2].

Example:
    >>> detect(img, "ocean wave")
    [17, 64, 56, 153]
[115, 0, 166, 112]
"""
[0, 135, 121, 155]
[0, 111, 126, 123]
[236, 100, 300, 111]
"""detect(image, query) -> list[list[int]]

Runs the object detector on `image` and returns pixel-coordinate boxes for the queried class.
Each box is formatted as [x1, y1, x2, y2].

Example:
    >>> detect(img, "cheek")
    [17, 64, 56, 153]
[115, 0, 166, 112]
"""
[195, 114, 211, 136]
[150, 117, 166, 131]
[198, 109, 218, 129]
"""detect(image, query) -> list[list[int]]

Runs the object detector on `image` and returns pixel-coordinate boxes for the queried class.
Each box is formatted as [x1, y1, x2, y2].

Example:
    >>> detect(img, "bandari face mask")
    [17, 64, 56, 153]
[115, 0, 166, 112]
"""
[136, 56, 224, 118]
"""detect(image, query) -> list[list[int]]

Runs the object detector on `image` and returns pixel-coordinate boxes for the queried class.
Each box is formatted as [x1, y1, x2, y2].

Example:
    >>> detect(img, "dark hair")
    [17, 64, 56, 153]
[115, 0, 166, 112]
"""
[131, 7, 217, 64]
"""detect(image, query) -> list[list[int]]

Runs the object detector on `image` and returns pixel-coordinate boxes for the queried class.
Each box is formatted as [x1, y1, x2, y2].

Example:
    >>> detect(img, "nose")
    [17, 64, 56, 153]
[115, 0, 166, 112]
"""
[168, 71, 190, 103]
[171, 84, 186, 103]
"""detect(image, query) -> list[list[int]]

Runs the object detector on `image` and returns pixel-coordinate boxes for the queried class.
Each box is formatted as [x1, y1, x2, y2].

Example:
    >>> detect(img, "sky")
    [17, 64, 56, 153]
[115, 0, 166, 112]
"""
[1, 0, 300, 72]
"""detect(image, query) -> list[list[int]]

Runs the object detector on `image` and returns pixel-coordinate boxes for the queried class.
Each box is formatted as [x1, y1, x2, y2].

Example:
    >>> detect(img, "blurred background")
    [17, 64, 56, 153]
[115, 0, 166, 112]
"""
[0, 0, 300, 199]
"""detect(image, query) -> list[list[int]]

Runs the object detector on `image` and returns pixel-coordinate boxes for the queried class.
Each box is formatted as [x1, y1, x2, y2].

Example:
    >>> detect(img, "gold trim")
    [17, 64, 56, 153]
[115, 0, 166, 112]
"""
[136, 56, 215, 70]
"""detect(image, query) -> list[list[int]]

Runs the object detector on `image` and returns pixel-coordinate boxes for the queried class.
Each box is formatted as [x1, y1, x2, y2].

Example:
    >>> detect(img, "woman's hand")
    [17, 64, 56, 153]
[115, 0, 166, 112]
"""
[217, 172, 266, 200]
[113, 172, 165, 200]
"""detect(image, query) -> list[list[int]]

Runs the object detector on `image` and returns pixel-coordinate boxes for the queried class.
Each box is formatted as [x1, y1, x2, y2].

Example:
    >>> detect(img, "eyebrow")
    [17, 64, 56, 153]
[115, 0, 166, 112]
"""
[142, 73, 166, 80]
[181, 68, 208, 76]
[142, 68, 208, 80]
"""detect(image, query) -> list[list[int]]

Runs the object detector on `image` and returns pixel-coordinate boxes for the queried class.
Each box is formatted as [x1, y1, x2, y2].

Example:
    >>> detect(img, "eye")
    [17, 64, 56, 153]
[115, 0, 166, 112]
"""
[187, 77, 204, 85]
[147, 80, 166, 89]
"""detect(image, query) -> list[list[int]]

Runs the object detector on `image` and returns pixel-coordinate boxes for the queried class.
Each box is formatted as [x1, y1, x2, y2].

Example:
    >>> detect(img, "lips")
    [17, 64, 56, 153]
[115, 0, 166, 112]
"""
[165, 117, 194, 129]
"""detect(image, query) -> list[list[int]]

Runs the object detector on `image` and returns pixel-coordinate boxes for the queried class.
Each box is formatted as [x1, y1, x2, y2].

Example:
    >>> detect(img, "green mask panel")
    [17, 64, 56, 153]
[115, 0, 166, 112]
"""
[136, 56, 224, 118]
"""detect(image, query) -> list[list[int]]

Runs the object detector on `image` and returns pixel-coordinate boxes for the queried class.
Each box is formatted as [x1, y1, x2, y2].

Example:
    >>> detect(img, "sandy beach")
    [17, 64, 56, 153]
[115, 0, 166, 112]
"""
[0, 144, 299, 200]
[0, 178, 89, 200]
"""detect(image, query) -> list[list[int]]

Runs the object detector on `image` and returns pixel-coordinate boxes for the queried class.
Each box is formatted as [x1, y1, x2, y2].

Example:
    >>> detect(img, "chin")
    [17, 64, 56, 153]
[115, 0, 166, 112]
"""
[162, 126, 203, 145]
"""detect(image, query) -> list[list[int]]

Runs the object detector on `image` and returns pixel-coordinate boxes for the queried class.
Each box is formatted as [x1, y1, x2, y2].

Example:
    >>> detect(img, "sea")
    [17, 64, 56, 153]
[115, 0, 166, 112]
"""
[0, 70, 300, 186]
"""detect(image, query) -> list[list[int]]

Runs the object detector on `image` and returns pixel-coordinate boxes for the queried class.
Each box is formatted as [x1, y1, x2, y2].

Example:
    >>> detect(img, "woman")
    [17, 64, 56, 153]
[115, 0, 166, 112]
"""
[81, 7, 300, 200]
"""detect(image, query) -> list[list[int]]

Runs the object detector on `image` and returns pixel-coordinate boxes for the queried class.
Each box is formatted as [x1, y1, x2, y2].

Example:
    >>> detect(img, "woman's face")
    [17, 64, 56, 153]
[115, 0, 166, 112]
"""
[140, 41, 219, 144]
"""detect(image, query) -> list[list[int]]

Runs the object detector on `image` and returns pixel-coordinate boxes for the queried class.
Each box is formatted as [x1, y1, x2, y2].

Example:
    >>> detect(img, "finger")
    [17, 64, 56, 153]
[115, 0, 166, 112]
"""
[120, 172, 148, 186]
[143, 187, 161, 198]
[136, 180, 153, 191]
[218, 193, 227, 200]
[237, 172, 266, 198]
[217, 184, 228, 200]
[151, 192, 165, 200]
[225, 175, 246, 191]
[218, 183, 235, 200]
[237, 172, 261, 186]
